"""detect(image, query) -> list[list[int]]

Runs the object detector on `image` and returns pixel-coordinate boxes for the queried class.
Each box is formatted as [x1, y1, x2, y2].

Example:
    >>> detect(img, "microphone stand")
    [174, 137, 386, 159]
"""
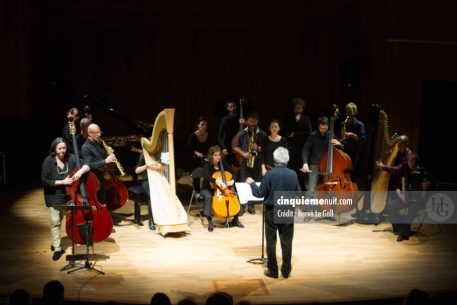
[67, 207, 104, 275]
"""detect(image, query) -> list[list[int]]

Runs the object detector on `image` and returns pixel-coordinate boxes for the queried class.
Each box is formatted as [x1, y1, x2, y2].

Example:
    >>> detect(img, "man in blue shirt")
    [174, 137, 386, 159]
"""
[247, 147, 301, 279]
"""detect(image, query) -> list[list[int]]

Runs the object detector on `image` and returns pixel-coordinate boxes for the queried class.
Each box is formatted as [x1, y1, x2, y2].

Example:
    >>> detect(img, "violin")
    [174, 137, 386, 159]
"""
[65, 121, 113, 244]
[317, 105, 358, 214]
[211, 160, 241, 219]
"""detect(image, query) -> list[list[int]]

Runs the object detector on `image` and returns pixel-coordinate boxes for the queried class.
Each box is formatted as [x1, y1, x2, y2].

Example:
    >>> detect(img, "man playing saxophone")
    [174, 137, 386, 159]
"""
[81, 123, 117, 206]
[233, 111, 267, 215]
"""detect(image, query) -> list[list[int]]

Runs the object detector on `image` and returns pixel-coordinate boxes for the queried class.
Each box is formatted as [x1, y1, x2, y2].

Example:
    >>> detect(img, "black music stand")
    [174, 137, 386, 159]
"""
[56, 202, 84, 272]
[235, 182, 267, 265]
[247, 201, 267, 265]
[57, 203, 104, 274]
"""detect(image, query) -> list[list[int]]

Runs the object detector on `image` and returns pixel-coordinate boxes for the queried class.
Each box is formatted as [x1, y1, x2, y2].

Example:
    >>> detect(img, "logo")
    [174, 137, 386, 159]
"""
[426, 193, 455, 223]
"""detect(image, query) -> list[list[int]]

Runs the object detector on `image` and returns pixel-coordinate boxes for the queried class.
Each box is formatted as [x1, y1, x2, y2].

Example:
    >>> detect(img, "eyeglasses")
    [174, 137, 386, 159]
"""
[56, 162, 68, 175]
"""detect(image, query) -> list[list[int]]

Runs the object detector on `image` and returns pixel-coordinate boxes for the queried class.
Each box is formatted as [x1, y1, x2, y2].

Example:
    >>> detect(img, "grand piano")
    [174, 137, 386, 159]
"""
[80, 94, 153, 177]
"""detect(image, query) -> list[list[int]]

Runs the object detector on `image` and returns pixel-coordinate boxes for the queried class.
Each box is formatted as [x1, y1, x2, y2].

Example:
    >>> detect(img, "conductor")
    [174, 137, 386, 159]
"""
[246, 147, 301, 279]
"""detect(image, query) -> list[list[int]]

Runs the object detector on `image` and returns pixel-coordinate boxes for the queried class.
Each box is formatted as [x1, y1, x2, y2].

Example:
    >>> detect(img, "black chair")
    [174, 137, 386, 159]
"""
[187, 167, 205, 226]
[128, 183, 156, 230]
[187, 167, 204, 213]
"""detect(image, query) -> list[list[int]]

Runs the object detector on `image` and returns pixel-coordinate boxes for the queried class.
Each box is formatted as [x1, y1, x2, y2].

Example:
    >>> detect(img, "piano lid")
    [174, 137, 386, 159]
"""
[79, 93, 153, 136]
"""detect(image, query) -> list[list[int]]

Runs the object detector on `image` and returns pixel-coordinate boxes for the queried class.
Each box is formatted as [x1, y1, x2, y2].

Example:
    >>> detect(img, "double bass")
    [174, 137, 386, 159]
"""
[211, 160, 241, 225]
[317, 105, 358, 214]
[65, 121, 113, 244]
[231, 97, 246, 173]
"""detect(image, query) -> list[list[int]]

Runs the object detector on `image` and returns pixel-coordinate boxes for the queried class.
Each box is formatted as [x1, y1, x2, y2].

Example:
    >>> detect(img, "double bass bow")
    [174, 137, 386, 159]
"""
[317, 105, 358, 214]
[211, 160, 241, 225]
[65, 121, 113, 244]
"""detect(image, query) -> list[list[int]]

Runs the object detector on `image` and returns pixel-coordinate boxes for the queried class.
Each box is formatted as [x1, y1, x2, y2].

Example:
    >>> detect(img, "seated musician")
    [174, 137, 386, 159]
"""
[200, 145, 244, 232]
[134, 153, 162, 230]
[41, 137, 90, 260]
[187, 116, 211, 199]
[376, 134, 411, 216]
[386, 152, 430, 241]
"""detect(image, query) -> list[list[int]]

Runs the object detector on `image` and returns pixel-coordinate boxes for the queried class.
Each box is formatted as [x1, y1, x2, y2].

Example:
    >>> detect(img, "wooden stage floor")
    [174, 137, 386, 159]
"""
[1, 180, 457, 305]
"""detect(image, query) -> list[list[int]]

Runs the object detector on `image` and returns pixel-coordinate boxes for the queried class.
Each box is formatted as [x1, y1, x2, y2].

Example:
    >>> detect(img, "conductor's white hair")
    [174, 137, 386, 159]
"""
[273, 147, 289, 165]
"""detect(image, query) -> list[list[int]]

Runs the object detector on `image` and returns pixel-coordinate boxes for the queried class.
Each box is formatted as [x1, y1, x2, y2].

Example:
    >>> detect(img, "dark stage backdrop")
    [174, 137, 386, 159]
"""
[1, 0, 457, 184]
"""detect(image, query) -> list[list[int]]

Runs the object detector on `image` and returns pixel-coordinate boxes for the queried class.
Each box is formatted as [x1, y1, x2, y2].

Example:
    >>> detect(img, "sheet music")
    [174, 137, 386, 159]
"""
[235, 182, 263, 204]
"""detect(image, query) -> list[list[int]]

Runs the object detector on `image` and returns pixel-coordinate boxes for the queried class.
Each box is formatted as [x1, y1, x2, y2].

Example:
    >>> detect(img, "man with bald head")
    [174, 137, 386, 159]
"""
[81, 124, 117, 205]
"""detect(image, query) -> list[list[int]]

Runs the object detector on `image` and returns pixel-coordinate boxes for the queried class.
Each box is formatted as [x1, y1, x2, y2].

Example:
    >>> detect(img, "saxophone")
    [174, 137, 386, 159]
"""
[101, 139, 126, 176]
[247, 131, 258, 169]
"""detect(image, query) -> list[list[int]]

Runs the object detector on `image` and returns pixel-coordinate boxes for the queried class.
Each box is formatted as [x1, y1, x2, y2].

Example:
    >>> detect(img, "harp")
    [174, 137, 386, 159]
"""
[370, 110, 399, 213]
[141, 109, 190, 236]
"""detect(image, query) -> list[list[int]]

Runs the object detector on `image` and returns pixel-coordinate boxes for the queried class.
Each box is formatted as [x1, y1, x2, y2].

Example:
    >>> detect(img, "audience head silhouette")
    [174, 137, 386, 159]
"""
[402, 288, 429, 305]
[9, 288, 31, 305]
[150, 292, 171, 305]
[206, 292, 233, 305]
[43, 280, 64, 305]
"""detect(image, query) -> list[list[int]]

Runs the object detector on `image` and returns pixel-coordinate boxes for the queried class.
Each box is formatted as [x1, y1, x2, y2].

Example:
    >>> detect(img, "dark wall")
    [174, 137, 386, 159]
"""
[1, 0, 457, 182]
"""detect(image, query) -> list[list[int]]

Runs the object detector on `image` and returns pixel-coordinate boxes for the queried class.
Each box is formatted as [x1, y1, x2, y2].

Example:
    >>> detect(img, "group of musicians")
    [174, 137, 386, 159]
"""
[41, 100, 429, 280]
[41, 107, 119, 261]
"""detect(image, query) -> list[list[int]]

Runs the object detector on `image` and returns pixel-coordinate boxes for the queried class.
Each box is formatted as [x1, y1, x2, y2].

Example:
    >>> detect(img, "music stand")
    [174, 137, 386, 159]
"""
[52, 203, 81, 271]
[235, 182, 267, 265]
[55, 203, 104, 274]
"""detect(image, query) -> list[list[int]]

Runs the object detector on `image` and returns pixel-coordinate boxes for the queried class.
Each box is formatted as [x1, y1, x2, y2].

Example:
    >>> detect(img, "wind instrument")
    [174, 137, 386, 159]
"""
[247, 131, 257, 168]
[101, 139, 126, 176]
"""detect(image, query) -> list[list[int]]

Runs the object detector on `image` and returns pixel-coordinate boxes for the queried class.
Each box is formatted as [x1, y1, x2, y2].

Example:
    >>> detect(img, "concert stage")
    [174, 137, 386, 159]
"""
[1, 179, 457, 305]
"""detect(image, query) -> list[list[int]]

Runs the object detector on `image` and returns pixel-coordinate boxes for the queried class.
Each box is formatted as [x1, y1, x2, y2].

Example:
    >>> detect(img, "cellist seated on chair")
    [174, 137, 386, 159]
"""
[200, 145, 244, 232]
[385, 152, 430, 242]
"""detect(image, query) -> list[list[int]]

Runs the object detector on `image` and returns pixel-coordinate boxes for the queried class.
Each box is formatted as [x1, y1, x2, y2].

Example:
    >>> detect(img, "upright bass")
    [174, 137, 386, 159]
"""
[231, 97, 246, 173]
[317, 105, 358, 214]
[65, 121, 113, 244]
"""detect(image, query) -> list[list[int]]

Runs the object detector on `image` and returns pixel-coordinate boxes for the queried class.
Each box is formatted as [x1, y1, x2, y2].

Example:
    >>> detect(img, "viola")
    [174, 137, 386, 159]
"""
[65, 121, 113, 244]
[317, 105, 358, 214]
[211, 160, 241, 219]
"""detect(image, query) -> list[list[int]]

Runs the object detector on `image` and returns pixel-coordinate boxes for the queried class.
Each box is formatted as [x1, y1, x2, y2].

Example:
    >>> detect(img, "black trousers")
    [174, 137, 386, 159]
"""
[265, 206, 294, 275]
[387, 198, 423, 238]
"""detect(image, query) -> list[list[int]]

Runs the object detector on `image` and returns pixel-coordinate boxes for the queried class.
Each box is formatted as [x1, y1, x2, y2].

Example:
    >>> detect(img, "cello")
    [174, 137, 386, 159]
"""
[211, 160, 241, 226]
[65, 121, 113, 244]
[317, 105, 358, 214]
